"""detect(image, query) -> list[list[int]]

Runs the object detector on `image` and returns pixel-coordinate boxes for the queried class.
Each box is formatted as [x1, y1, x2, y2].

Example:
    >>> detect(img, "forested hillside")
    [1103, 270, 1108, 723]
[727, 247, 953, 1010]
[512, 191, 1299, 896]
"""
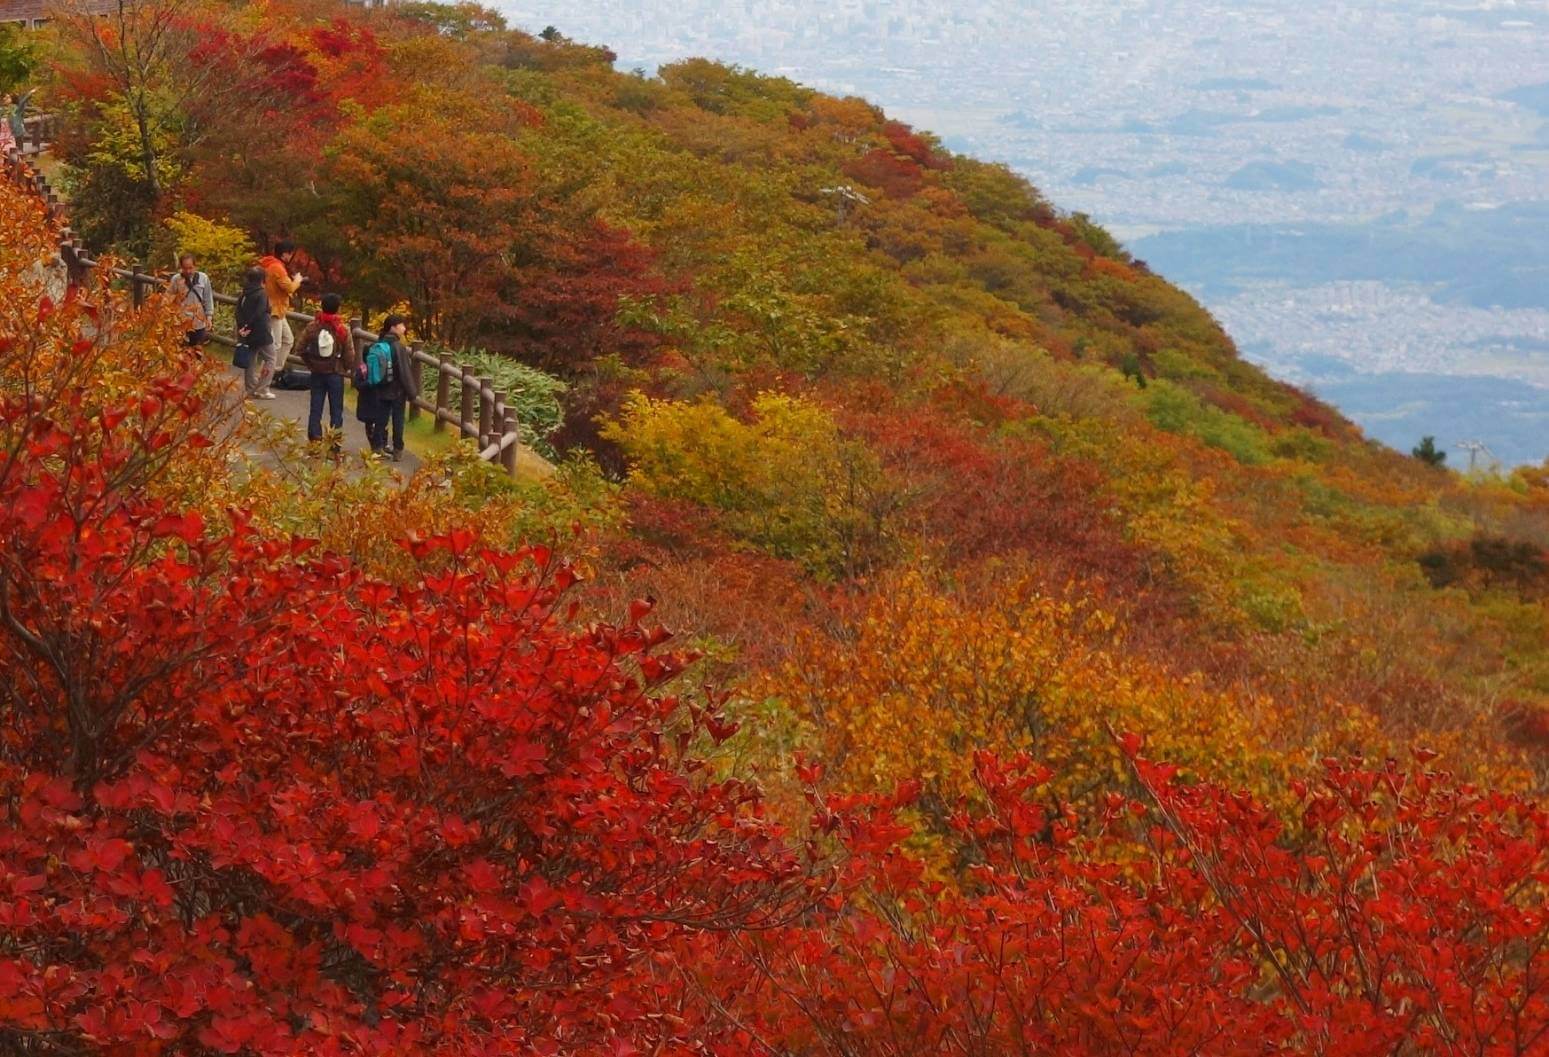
[5, 0, 1549, 1050]
[34, 0, 1549, 799]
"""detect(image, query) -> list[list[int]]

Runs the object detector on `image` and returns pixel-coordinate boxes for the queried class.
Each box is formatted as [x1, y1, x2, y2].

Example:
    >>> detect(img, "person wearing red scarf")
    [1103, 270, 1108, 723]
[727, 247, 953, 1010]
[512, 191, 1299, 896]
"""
[296, 293, 356, 450]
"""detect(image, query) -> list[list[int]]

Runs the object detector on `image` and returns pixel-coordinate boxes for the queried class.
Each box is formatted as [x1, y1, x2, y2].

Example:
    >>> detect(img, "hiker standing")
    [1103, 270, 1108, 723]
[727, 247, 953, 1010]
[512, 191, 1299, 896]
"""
[3, 90, 30, 155]
[0, 95, 15, 155]
[355, 314, 418, 460]
[297, 292, 355, 449]
[167, 253, 214, 348]
[257, 240, 305, 397]
[236, 267, 276, 399]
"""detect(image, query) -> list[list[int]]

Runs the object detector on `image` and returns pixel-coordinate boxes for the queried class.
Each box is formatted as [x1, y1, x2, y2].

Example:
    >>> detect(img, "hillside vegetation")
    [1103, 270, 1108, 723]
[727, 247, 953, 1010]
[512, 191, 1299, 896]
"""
[38, 1, 1549, 804]
[7, 1, 1549, 1051]
[8, 172, 1549, 1057]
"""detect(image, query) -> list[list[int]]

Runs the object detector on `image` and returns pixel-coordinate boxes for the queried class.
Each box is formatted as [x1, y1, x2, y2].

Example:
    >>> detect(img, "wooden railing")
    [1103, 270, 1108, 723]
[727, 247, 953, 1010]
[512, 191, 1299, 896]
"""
[2, 119, 524, 477]
[3, 117, 68, 223]
[18, 114, 58, 159]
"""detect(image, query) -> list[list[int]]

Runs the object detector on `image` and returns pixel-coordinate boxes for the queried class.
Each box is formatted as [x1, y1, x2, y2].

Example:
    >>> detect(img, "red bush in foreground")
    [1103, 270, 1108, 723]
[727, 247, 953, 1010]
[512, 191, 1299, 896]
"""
[3, 298, 1549, 1054]
[0, 337, 817, 1053]
[734, 748, 1549, 1056]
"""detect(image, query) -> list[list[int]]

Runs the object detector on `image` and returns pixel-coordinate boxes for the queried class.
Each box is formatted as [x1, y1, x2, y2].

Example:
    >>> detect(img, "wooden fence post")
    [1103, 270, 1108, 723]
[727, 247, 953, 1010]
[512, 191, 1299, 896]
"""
[132, 262, 148, 309]
[433, 354, 451, 434]
[490, 389, 507, 454]
[501, 408, 519, 478]
[459, 363, 476, 441]
[349, 317, 364, 362]
[478, 383, 494, 451]
[407, 347, 424, 421]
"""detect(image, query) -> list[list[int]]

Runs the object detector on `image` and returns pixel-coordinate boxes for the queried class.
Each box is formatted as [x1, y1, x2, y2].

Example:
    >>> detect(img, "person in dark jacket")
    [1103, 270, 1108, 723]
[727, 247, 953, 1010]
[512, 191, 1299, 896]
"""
[235, 267, 276, 399]
[356, 314, 420, 460]
[296, 292, 356, 449]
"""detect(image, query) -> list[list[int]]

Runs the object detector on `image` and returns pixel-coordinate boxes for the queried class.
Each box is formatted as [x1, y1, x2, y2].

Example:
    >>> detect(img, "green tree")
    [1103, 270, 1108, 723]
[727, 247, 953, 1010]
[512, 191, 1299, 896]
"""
[1120, 352, 1148, 389]
[0, 22, 38, 96]
[1413, 435, 1447, 467]
[394, 2, 508, 37]
[61, 0, 201, 204]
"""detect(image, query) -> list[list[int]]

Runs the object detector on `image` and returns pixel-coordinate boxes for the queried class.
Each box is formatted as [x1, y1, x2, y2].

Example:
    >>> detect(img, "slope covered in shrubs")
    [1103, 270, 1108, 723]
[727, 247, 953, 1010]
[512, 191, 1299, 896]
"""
[36, 0, 1549, 811]
[5, 175, 1549, 1055]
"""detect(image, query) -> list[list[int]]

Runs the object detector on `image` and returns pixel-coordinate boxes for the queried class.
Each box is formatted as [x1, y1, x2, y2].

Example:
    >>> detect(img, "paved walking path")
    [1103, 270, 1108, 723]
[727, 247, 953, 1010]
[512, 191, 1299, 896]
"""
[213, 357, 424, 478]
[254, 380, 424, 474]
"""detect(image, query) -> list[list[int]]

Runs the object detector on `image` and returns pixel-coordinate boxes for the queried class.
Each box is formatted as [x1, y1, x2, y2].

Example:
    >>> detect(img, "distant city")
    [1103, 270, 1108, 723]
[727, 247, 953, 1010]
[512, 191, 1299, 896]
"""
[497, 0, 1549, 466]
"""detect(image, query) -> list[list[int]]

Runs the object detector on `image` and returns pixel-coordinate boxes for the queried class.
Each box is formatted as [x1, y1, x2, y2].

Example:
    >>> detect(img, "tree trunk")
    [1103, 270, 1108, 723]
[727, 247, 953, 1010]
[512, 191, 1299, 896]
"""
[133, 96, 161, 201]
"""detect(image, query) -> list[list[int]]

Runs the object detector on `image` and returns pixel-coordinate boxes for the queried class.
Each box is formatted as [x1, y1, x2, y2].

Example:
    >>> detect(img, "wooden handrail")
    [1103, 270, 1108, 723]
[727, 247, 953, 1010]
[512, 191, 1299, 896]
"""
[60, 252, 525, 478]
[6, 128, 524, 477]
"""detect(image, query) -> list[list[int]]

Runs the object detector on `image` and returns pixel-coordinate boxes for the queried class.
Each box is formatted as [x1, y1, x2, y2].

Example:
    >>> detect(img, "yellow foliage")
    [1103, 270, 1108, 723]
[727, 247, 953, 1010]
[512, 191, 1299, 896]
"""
[154, 211, 257, 286]
[762, 567, 1291, 808]
[1038, 416, 1257, 627]
[603, 391, 888, 575]
[228, 431, 620, 584]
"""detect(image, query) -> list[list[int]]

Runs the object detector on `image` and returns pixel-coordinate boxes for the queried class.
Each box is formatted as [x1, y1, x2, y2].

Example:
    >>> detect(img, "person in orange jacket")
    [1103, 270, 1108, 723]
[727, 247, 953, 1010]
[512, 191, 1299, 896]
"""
[256, 240, 305, 398]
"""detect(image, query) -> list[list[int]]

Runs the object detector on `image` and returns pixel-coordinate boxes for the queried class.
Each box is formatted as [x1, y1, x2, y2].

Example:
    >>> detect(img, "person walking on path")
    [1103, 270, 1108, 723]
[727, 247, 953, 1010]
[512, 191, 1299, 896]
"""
[167, 253, 214, 349]
[355, 314, 418, 460]
[235, 267, 276, 400]
[297, 292, 355, 450]
[257, 240, 305, 394]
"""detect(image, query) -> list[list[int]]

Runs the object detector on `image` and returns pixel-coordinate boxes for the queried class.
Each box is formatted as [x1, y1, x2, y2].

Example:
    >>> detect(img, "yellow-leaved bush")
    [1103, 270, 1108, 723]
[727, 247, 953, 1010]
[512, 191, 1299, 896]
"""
[759, 567, 1293, 809]
[155, 211, 257, 286]
[603, 391, 889, 576]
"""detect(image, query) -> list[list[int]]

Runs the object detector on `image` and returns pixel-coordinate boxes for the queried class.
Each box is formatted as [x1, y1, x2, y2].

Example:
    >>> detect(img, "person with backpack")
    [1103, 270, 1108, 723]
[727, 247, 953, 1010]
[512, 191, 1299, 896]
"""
[354, 314, 418, 460]
[235, 267, 276, 399]
[297, 292, 355, 449]
[167, 253, 214, 349]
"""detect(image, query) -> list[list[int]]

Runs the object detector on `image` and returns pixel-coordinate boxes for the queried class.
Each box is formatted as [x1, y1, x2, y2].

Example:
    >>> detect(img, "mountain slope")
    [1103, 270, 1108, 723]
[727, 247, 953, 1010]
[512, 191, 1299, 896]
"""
[44, 0, 1549, 800]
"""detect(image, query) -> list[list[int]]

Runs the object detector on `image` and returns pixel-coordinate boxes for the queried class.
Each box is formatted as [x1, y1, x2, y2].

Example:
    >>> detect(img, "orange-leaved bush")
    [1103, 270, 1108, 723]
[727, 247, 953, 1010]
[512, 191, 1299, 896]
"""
[763, 567, 1287, 808]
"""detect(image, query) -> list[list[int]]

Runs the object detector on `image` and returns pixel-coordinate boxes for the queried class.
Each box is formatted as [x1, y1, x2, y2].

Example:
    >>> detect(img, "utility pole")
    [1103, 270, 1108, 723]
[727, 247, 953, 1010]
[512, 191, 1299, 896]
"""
[820, 184, 871, 224]
[1455, 439, 1496, 474]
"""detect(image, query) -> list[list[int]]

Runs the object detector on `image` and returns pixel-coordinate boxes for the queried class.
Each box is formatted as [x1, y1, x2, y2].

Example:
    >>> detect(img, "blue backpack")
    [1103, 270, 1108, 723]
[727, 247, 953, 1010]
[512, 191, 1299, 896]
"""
[354, 339, 395, 390]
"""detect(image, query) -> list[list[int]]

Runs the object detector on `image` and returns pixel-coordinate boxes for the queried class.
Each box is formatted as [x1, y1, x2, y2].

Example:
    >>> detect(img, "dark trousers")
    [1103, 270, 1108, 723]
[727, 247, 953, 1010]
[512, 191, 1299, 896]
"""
[307, 373, 345, 442]
[365, 398, 405, 453]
